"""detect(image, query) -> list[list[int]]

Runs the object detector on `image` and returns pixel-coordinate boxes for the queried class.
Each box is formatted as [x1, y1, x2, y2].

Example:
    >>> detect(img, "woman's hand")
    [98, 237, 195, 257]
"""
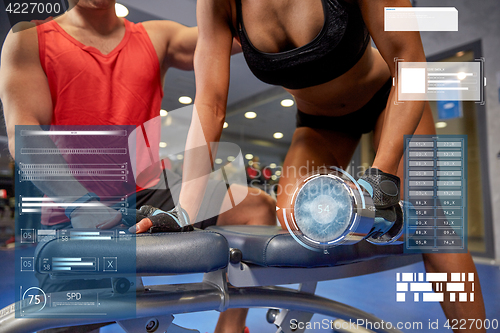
[358, 167, 402, 236]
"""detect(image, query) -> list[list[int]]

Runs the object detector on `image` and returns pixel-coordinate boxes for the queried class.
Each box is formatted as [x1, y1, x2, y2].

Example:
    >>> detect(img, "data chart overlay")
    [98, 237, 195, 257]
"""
[404, 135, 467, 253]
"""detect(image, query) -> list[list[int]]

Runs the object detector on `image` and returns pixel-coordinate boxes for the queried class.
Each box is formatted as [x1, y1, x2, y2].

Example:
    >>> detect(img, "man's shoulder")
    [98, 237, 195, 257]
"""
[137, 20, 197, 71]
[11, 21, 37, 32]
[7, 21, 38, 42]
[2, 21, 39, 62]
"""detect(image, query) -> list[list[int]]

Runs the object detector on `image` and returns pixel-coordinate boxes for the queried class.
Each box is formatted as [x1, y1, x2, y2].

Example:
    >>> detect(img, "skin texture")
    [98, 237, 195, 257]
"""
[190, 0, 486, 332]
[0, 1, 275, 332]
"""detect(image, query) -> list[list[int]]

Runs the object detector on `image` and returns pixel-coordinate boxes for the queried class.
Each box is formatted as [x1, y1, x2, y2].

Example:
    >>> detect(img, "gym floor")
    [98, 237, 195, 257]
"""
[0, 248, 498, 333]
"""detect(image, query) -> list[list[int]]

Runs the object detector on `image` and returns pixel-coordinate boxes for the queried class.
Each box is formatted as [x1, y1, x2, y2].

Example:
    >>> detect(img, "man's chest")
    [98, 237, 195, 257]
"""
[62, 25, 126, 55]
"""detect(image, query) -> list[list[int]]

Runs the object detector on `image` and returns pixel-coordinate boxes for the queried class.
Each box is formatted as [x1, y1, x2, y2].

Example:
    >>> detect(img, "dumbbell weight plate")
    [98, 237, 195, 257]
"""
[365, 201, 405, 245]
[291, 174, 375, 247]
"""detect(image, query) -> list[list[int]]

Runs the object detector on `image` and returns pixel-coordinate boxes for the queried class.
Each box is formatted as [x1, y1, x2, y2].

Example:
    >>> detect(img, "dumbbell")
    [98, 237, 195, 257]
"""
[283, 173, 403, 248]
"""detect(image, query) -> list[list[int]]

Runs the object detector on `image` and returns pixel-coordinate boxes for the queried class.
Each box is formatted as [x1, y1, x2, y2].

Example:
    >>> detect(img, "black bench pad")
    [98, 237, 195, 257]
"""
[209, 225, 406, 268]
[34, 230, 229, 275]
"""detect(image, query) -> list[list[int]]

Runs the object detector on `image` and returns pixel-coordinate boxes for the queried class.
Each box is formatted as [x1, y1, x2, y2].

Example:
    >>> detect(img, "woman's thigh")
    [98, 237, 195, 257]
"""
[276, 126, 360, 226]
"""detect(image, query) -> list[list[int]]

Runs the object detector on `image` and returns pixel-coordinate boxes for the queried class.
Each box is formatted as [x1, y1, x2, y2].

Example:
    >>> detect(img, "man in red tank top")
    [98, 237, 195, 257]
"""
[0, 1, 275, 332]
[0, 2, 275, 231]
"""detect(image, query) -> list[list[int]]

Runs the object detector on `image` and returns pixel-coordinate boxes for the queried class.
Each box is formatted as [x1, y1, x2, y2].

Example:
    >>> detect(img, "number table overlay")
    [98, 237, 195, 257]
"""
[404, 135, 467, 253]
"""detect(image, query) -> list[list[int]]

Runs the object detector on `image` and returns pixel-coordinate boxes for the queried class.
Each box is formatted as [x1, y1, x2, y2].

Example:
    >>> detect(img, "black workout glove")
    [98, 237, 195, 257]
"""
[357, 168, 403, 238]
[137, 205, 193, 233]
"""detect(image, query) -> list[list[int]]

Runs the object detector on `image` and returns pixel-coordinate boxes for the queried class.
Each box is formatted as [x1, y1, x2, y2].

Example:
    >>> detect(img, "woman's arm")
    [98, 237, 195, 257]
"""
[133, 0, 235, 234]
[357, 0, 426, 175]
[179, 0, 235, 221]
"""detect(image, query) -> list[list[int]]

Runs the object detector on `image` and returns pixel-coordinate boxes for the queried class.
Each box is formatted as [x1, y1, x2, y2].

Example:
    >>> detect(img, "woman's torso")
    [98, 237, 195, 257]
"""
[231, 0, 391, 116]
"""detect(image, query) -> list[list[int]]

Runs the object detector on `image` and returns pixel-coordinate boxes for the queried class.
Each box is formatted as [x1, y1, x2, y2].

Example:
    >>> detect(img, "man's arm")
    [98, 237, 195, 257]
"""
[165, 22, 198, 71]
[142, 21, 198, 72]
[164, 21, 241, 71]
[143, 20, 241, 74]
[0, 23, 121, 229]
[0, 22, 53, 157]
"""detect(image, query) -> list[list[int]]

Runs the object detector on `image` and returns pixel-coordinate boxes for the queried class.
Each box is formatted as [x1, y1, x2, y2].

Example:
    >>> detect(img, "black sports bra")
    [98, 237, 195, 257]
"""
[235, 0, 370, 89]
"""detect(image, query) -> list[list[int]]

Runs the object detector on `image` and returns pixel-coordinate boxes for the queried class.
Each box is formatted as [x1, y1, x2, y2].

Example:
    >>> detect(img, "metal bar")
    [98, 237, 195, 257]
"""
[227, 254, 422, 287]
[226, 287, 403, 333]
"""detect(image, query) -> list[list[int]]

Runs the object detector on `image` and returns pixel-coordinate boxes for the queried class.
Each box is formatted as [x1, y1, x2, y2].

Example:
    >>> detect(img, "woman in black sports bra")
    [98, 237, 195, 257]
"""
[180, 0, 486, 332]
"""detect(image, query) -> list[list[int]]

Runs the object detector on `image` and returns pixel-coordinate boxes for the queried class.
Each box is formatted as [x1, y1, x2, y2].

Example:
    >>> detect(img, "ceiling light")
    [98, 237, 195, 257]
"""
[159, 142, 167, 148]
[275, 170, 282, 176]
[457, 72, 467, 80]
[281, 99, 294, 107]
[248, 161, 254, 166]
[176, 154, 184, 160]
[223, 122, 228, 129]
[456, 51, 465, 57]
[271, 175, 277, 181]
[435, 122, 447, 129]
[273, 132, 284, 139]
[115, 3, 129, 17]
[227, 156, 235, 162]
[244, 111, 257, 119]
[160, 109, 168, 117]
[179, 96, 192, 104]
[215, 158, 223, 164]
[245, 154, 253, 160]
[269, 163, 277, 169]
[164, 115, 173, 126]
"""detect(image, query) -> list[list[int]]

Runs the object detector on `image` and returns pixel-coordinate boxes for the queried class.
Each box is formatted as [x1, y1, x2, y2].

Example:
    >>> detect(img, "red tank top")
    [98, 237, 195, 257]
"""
[36, 19, 164, 225]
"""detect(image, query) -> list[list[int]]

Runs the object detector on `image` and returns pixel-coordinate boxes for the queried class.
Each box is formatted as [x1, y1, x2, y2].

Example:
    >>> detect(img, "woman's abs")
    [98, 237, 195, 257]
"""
[289, 47, 391, 116]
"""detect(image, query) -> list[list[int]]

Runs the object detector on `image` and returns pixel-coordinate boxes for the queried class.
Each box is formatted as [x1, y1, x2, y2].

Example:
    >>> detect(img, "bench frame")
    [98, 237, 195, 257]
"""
[0, 250, 422, 333]
[0, 224, 422, 333]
